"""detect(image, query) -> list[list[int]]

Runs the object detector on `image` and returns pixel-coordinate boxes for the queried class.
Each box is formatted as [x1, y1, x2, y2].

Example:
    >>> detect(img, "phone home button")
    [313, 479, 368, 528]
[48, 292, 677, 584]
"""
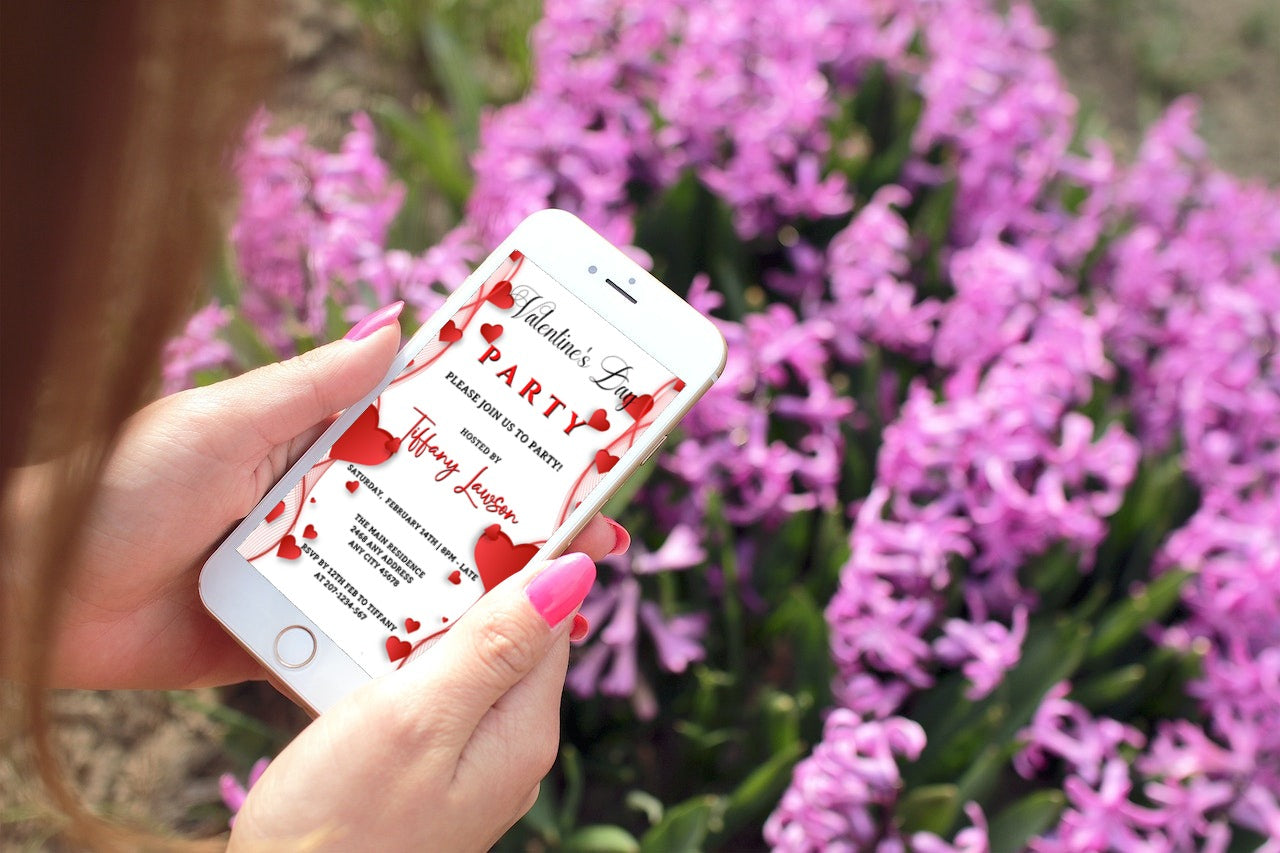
[274, 626, 317, 669]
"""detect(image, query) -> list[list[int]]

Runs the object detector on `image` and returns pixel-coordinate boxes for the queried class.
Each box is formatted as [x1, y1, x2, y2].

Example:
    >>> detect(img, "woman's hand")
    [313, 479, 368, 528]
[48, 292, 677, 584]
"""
[229, 552, 595, 851]
[33, 305, 626, 689]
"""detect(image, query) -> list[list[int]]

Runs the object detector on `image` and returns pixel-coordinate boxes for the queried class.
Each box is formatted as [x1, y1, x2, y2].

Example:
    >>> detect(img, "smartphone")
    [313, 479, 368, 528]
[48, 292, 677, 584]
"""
[199, 209, 727, 713]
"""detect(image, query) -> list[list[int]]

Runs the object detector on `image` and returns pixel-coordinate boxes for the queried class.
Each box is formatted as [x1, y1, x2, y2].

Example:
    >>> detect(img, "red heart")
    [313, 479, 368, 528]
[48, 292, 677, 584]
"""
[487, 280, 514, 309]
[483, 523, 502, 539]
[480, 323, 503, 343]
[385, 636, 411, 663]
[473, 526, 540, 591]
[276, 535, 302, 560]
[345, 480, 359, 493]
[448, 570, 462, 585]
[595, 449, 619, 474]
[587, 409, 610, 431]
[310, 497, 317, 503]
[385, 437, 401, 454]
[265, 501, 285, 522]
[439, 320, 462, 342]
[674, 378, 686, 391]
[330, 406, 394, 466]
[509, 250, 523, 261]
[302, 524, 318, 540]
[624, 394, 654, 421]
[404, 618, 421, 633]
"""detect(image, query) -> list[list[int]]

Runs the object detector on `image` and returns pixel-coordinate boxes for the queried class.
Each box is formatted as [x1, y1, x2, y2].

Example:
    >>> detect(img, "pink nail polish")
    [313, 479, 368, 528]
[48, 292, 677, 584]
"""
[526, 553, 596, 628]
[345, 301, 404, 341]
[570, 613, 590, 642]
[605, 518, 631, 557]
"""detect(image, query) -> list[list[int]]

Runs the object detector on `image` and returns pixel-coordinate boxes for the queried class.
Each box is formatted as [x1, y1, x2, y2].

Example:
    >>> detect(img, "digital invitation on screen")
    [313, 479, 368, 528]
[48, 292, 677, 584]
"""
[237, 251, 683, 675]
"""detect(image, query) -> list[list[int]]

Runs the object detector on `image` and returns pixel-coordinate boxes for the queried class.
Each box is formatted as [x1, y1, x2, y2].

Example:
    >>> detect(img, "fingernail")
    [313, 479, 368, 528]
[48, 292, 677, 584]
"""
[605, 518, 630, 557]
[345, 301, 404, 341]
[526, 553, 596, 628]
[570, 614, 590, 643]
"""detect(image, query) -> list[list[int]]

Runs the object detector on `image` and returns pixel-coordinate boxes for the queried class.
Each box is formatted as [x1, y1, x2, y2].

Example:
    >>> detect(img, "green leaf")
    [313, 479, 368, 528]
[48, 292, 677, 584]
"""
[1086, 570, 1191, 661]
[716, 742, 805, 841]
[563, 825, 641, 853]
[987, 790, 1065, 853]
[521, 781, 561, 845]
[998, 618, 1091, 742]
[1071, 664, 1146, 711]
[639, 797, 718, 853]
[559, 745, 585, 833]
[626, 790, 664, 826]
[419, 17, 485, 147]
[602, 455, 659, 519]
[223, 312, 282, 370]
[374, 101, 472, 208]
[896, 784, 960, 837]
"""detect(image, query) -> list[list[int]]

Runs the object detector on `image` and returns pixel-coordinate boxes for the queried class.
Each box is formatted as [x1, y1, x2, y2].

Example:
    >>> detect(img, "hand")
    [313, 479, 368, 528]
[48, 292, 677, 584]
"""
[32, 306, 627, 689]
[229, 552, 596, 851]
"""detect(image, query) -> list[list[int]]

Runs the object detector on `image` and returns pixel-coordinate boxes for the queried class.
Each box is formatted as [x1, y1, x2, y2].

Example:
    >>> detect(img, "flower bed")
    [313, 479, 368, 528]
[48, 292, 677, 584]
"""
[174, 0, 1280, 849]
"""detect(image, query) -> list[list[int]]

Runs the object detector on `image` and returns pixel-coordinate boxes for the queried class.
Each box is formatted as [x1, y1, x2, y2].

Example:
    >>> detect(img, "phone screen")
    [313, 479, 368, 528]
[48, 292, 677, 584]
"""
[236, 250, 683, 675]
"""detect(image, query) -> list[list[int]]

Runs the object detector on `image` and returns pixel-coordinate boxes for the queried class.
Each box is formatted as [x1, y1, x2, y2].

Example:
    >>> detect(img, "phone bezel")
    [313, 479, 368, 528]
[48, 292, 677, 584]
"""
[199, 209, 727, 714]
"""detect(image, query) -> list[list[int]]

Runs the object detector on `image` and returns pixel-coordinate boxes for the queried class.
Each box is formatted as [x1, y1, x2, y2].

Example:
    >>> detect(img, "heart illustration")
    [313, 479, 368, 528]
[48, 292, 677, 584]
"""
[302, 524, 318, 540]
[276, 535, 302, 560]
[473, 525, 540, 591]
[447, 570, 462, 585]
[439, 320, 462, 342]
[404, 618, 421, 633]
[509, 250, 523, 261]
[487, 280, 514, 309]
[310, 497, 317, 503]
[480, 323, 504, 343]
[587, 409, 610, 431]
[441, 616, 449, 623]
[330, 405, 394, 466]
[345, 480, 359, 493]
[265, 501, 285, 522]
[385, 636, 411, 663]
[595, 449, 619, 474]
[385, 437, 401, 454]
[674, 378, 686, 392]
[624, 394, 654, 421]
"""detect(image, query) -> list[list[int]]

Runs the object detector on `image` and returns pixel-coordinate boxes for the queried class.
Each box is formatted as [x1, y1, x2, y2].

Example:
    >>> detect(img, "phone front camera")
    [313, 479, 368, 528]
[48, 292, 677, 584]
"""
[588, 265, 598, 274]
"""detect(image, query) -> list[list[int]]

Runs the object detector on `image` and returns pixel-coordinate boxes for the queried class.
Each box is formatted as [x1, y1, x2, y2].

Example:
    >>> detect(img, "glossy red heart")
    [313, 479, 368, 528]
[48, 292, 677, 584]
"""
[447, 570, 462, 585]
[345, 480, 359, 493]
[587, 409, 610, 431]
[330, 405, 394, 466]
[302, 524, 318, 540]
[595, 449, 619, 474]
[404, 618, 421, 633]
[385, 437, 401, 454]
[385, 636, 411, 663]
[439, 320, 462, 342]
[473, 526, 540, 591]
[487, 280, 514, 309]
[674, 378, 686, 391]
[265, 500, 285, 522]
[509, 250, 523, 261]
[480, 323, 503, 343]
[276, 535, 302, 560]
[624, 394, 654, 421]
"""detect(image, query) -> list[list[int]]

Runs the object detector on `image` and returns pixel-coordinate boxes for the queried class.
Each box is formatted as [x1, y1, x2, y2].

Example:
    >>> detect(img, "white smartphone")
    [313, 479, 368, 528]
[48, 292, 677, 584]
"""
[200, 209, 727, 714]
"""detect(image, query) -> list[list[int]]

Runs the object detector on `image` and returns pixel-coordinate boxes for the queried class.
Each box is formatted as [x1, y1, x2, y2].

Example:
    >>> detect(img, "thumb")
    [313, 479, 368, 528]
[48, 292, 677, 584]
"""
[397, 552, 596, 747]
[203, 302, 403, 452]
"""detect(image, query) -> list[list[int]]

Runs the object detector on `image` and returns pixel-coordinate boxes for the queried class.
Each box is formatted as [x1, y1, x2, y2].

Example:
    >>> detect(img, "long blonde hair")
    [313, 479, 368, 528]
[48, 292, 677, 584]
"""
[1, 2, 276, 847]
